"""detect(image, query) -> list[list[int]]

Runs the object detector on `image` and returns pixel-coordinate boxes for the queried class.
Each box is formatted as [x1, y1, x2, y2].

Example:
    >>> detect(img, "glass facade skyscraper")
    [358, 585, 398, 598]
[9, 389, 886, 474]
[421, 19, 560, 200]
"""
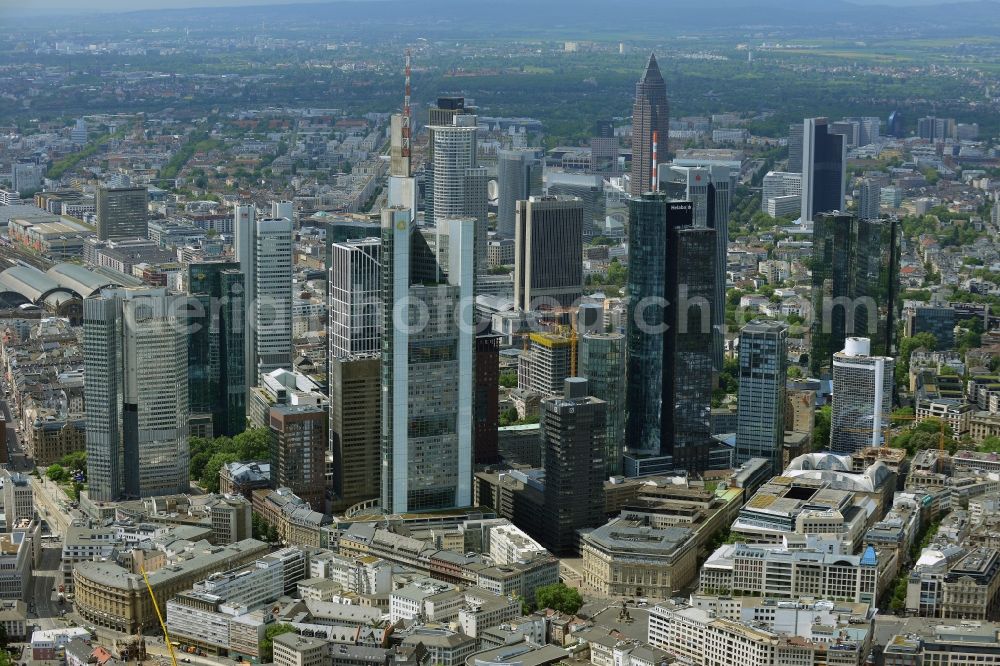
[630, 53, 670, 197]
[801, 118, 846, 223]
[381, 208, 475, 514]
[831, 337, 894, 455]
[625, 194, 717, 472]
[497, 149, 543, 239]
[579, 332, 626, 476]
[735, 320, 788, 474]
[187, 261, 246, 438]
[810, 213, 899, 375]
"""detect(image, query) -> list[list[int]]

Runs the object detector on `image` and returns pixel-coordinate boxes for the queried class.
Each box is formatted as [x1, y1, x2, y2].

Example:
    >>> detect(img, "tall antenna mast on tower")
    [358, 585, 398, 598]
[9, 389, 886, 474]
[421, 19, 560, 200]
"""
[402, 49, 412, 174]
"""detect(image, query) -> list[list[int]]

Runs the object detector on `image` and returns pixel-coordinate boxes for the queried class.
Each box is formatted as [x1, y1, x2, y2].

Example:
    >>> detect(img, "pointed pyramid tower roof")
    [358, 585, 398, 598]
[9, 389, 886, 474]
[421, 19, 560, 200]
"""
[641, 52, 663, 83]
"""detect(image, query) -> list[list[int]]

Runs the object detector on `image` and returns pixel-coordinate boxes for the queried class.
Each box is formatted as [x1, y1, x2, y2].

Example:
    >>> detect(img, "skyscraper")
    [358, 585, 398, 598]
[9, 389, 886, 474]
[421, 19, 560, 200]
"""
[513, 196, 584, 311]
[887, 111, 904, 138]
[187, 261, 246, 437]
[735, 320, 788, 473]
[541, 377, 606, 554]
[381, 208, 475, 514]
[474, 334, 501, 466]
[85, 288, 190, 501]
[660, 164, 730, 370]
[858, 179, 881, 220]
[590, 120, 619, 175]
[630, 53, 670, 197]
[809, 213, 899, 375]
[235, 208, 293, 384]
[624, 195, 716, 472]
[96, 185, 149, 240]
[831, 337, 894, 455]
[328, 238, 381, 359]
[270, 403, 328, 511]
[801, 118, 846, 223]
[787, 123, 804, 174]
[424, 97, 466, 227]
[329, 355, 381, 512]
[427, 116, 488, 276]
[497, 149, 543, 239]
[579, 332, 626, 477]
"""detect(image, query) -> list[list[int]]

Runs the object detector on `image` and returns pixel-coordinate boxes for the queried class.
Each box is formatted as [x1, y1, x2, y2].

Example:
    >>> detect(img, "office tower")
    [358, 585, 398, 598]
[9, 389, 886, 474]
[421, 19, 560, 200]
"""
[541, 378, 606, 554]
[513, 196, 584, 311]
[787, 122, 804, 174]
[271, 200, 293, 221]
[2, 471, 32, 531]
[474, 334, 501, 466]
[96, 185, 149, 240]
[762, 171, 802, 209]
[381, 208, 475, 514]
[546, 173, 605, 238]
[917, 116, 956, 142]
[270, 403, 328, 511]
[579, 332, 626, 477]
[11, 162, 44, 195]
[859, 117, 881, 147]
[328, 239, 381, 359]
[590, 120, 619, 175]
[71, 118, 88, 145]
[887, 111, 904, 138]
[236, 209, 293, 384]
[427, 96, 465, 128]
[735, 321, 788, 473]
[660, 163, 730, 370]
[424, 97, 466, 226]
[905, 305, 956, 349]
[801, 118, 846, 223]
[630, 53, 670, 197]
[187, 261, 246, 437]
[427, 116, 488, 275]
[84, 288, 190, 501]
[520, 332, 574, 396]
[497, 149, 543, 239]
[809, 213, 899, 375]
[625, 195, 716, 471]
[830, 120, 860, 148]
[329, 355, 381, 511]
[858, 179, 881, 220]
[831, 337, 894, 455]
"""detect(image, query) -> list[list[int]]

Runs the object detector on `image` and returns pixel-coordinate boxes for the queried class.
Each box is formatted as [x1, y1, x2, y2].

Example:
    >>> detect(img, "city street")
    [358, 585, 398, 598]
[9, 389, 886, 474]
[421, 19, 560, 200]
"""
[30, 543, 68, 632]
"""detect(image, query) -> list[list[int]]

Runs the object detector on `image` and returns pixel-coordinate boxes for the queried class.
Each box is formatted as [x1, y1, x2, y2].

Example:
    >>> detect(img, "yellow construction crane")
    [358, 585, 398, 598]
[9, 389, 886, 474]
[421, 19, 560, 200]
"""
[140, 567, 179, 666]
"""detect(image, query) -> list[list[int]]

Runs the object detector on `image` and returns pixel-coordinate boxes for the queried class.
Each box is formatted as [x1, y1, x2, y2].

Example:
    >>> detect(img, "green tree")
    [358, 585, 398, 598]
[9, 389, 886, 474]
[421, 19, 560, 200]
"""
[259, 623, 296, 662]
[201, 452, 240, 493]
[499, 370, 518, 388]
[58, 450, 87, 473]
[46, 465, 67, 482]
[980, 436, 1000, 452]
[232, 428, 270, 460]
[812, 405, 831, 451]
[534, 583, 583, 614]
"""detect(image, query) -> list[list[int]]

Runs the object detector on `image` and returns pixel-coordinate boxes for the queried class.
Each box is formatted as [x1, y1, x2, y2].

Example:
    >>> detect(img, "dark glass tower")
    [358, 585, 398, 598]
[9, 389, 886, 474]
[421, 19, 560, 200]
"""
[801, 118, 846, 222]
[630, 53, 670, 197]
[624, 194, 716, 472]
[187, 261, 246, 437]
[809, 213, 899, 375]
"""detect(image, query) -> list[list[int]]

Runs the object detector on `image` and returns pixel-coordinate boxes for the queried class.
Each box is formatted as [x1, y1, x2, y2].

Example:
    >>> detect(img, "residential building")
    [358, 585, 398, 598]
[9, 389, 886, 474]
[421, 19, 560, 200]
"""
[513, 196, 584, 311]
[84, 288, 190, 501]
[735, 321, 788, 473]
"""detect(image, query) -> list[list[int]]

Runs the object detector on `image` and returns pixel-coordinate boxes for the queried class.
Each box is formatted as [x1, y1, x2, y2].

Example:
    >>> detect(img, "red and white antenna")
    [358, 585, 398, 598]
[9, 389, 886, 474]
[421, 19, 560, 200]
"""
[402, 49, 412, 168]
[651, 130, 659, 192]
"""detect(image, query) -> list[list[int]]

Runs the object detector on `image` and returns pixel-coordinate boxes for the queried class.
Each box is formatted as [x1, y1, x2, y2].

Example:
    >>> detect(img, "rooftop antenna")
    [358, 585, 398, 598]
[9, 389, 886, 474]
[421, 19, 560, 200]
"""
[402, 49, 412, 175]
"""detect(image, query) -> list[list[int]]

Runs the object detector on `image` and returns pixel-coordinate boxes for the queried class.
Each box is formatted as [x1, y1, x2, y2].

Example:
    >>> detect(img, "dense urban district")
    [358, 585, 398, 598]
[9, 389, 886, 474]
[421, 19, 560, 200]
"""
[1, 2, 1000, 666]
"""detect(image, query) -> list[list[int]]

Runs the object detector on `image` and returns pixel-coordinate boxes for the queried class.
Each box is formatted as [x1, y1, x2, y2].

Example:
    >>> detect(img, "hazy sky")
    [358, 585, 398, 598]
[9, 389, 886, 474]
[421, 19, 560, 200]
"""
[0, 0, 959, 14]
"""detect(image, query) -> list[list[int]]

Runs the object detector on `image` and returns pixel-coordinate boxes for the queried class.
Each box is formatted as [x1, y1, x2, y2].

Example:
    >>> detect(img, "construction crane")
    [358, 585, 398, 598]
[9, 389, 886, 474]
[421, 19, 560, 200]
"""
[139, 567, 179, 666]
